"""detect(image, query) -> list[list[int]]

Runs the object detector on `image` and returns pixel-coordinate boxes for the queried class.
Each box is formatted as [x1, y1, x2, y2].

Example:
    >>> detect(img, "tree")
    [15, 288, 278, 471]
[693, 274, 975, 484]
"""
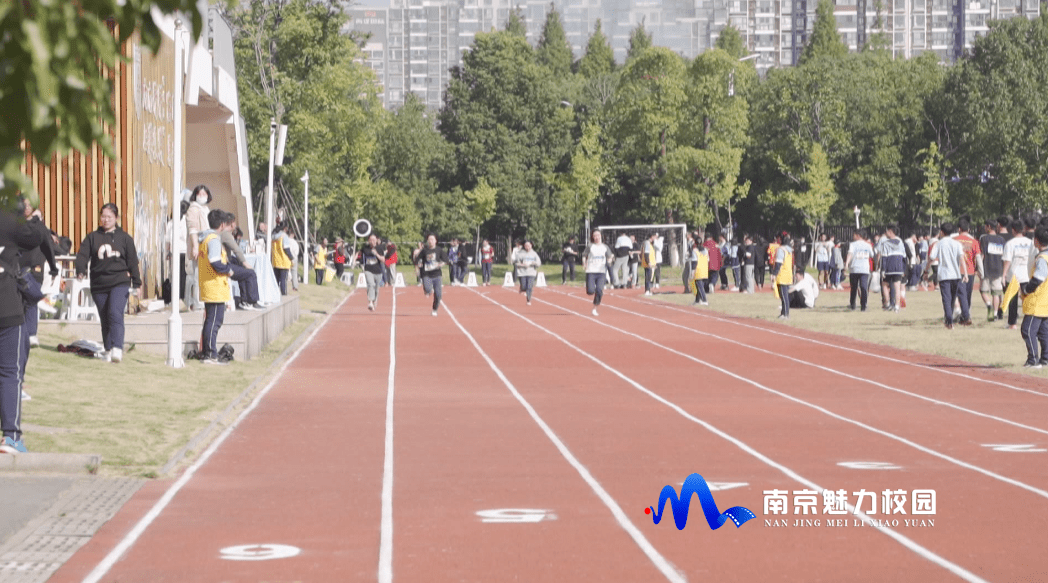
[577, 20, 615, 79]
[715, 25, 747, 59]
[773, 142, 838, 245]
[439, 30, 575, 251]
[229, 0, 381, 239]
[536, 5, 573, 78]
[464, 178, 498, 254]
[915, 142, 952, 235]
[505, 7, 527, 37]
[626, 22, 653, 63]
[1, 0, 204, 206]
[800, 0, 848, 65]
[553, 121, 605, 235]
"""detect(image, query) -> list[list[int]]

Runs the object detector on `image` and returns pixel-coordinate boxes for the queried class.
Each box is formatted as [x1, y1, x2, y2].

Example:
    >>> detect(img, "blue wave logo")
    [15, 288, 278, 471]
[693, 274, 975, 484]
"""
[646, 473, 756, 530]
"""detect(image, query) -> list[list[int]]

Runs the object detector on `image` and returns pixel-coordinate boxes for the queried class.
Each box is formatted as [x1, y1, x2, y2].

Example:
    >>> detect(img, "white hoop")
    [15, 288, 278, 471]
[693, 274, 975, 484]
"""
[353, 219, 372, 238]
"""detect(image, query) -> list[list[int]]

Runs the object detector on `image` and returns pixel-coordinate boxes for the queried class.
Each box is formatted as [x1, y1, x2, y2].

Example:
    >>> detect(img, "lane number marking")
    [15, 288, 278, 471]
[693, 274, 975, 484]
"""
[219, 544, 301, 561]
[476, 509, 557, 523]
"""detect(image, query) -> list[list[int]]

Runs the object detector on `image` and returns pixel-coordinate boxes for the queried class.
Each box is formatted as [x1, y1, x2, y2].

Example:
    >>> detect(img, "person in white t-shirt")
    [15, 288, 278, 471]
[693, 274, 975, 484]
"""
[653, 233, 664, 289]
[1003, 219, 1033, 330]
[788, 267, 820, 308]
[583, 230, 613, 316]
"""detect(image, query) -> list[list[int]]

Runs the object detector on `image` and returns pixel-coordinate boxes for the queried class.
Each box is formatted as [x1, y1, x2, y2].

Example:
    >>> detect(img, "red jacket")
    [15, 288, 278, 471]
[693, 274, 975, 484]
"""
[705, 240, 723, 271]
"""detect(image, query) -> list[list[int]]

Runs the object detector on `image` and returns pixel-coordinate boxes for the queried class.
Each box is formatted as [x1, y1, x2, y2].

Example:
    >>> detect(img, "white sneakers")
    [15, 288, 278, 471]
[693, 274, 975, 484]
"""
[431, 310, 438, 317]
[591, 308, 599, 316]
[28, 336, 39, 348]
[110, 348, 123, 363]
[368, 301, 375, 311]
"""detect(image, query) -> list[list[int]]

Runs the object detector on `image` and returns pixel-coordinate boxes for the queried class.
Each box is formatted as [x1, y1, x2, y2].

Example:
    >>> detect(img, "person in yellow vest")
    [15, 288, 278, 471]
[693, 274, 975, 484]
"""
[314, 238, 328, 285]
[771, 234, 795, 319]
[271, 224, 293, 295]
[641, 233, 658, 296]
[1019, 227, 1048, 368]
[691, 239, 710, 306]
[199, 210, 233, 365]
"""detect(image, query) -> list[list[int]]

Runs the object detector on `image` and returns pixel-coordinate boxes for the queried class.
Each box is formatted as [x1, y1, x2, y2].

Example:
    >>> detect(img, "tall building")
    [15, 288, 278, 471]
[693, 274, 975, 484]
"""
[347, 0, 1041, 109]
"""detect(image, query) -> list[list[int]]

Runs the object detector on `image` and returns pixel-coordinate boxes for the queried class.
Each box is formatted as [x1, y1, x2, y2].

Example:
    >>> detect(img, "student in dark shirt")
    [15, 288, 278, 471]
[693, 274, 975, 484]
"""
[415, 234, 449, 316]
[980, 220, 1006, 322]
[561, 236, 578, 285]
[75, 203, 141, 364]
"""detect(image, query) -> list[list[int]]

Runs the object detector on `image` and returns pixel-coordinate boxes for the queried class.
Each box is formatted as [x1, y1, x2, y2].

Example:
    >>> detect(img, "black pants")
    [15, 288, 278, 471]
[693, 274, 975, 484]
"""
[1021, 315, 1048, 364]
[778, 284, 790, 317]
[229, 262, 259, 305]
[274, 267, 288, 295]
[1008, 294, 1021, 326]
[0, 324, 23, 441]
[315, 268, 325, 285]
[694, 279, 707, 303]
[335, 262, 344, 279]
[423, 275, 442, 311]
[849, 274, 869, 309]
[201, 302, 226, 360]
[586, 273, 606, 306]
[562, 259, 575, 283]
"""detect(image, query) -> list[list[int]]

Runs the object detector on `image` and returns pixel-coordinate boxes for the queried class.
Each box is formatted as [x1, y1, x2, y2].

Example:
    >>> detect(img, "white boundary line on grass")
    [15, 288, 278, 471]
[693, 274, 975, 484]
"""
[525, 289, 1048, 502]
[547, 288, 1048, 438]
[469, 288, 988, 583]
[443, 301, 688, 583]
[378, 290, 397, 583]
[632, 293, 1048, 399]
[82, 290, 357, 583]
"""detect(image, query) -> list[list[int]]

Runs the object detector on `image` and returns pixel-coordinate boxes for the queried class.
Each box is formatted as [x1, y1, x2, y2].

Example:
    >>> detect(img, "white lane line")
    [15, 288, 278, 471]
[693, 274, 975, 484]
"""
[546, 288, 1048, 437]
[470, 289, 988, 583]
[632, 293, 1048, 399]
[378, 290, 397, 583]
[442, 301, 688, 583]
[82, 290, 357, 583]
[526, 289, 1048, 502]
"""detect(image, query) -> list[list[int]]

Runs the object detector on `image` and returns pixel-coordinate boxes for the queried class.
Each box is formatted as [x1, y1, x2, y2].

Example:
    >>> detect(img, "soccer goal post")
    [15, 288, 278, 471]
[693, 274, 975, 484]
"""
[596, 224, 689, 267]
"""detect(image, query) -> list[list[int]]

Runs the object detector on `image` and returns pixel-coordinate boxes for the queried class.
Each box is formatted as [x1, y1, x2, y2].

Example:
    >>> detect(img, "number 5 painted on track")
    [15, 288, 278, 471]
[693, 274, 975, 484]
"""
[476, 509, 556, 523]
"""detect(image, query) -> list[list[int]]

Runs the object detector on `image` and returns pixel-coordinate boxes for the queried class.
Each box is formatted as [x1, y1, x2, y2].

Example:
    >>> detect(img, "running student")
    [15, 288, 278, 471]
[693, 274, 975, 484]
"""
[691, 239, 709, 306]
[362, 234, 384, 311]
[480, 239, 494, 285]
[515, 240, 541, 305]
[583, 231, 612, 316]
[416, 234, 449, 316]
[1020, 227, 1048, 368]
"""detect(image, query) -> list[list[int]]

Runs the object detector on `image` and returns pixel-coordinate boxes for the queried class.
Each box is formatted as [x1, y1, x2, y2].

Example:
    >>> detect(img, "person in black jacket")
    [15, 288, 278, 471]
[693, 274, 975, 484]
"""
[19, 198, 59, 349]
[75, 203, 141, 364]
[1, 205, 46, 454]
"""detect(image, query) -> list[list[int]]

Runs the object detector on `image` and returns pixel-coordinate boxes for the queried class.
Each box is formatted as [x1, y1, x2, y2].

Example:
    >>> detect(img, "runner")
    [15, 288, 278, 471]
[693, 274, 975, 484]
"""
[416, 234, 449, 316]
[515, 241, 541, 305]
[582, 231, 612, 316]
[361, 234, 384, 311]
[480, 239, 495, 286]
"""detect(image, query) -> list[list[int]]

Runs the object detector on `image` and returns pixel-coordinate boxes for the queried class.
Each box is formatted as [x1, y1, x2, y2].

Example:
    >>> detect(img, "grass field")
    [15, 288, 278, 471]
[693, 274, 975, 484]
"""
[21, 280, 351, 477]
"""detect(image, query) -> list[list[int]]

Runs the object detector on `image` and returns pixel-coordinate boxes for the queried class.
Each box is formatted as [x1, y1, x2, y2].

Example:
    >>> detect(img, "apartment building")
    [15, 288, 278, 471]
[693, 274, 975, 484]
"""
[347, 0, 1041, 109]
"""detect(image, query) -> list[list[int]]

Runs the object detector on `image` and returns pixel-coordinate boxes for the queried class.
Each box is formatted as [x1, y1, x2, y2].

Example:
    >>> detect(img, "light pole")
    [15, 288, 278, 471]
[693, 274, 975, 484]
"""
[265, 120, 288, 259]
[301, 170, 309, 286]
[167, 19, 186, 368]
[728, 53, 759, 97]
[854, 206, 862, 229]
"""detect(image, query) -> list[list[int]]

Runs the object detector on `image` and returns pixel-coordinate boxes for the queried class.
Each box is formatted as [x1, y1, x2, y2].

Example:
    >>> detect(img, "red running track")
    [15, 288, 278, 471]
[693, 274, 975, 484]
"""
[50, 283, 1048, 582]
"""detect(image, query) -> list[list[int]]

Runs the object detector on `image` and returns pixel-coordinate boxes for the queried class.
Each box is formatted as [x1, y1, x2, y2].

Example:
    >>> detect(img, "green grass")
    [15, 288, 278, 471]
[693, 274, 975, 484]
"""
[22, 280, 351, 477]
[648, 266, 1047, 377]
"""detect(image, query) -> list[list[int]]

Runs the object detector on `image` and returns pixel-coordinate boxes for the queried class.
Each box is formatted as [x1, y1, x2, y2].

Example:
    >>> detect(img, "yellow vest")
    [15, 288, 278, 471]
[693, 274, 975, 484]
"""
[641, 242, 657, 268]
[314, 246, 326, 269]
[1022, 251, 1048, 317]
[775, 248, 794, 286]
[199, 233, 231, 304]
[272, 236, 292, 269]
[692, 252, 709, 280]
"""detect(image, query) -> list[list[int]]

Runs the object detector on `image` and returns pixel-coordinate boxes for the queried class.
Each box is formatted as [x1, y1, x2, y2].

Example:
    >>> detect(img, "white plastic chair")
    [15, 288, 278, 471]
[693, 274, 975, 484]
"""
[63, 277, 99, 321]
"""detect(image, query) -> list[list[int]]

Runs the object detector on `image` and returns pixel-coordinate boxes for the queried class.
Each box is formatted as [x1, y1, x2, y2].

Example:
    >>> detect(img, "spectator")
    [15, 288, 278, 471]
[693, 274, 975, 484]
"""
[184, 185, 211, 310]
[681, 232, 694, 294]
[612, 232, 631, 288]
[815, 233, 831, 289]
[772, 236, 795, 319]
[846, 230, 873, 312]
[628, 235, 640, 288]
[653, 232, 665, 289]
[314, 238, 329, 285]
[19, 198, 57, 349]
[75, 203, 141, 363]
[270, 224, 293, 295]
[332, 239, 347, 281]
[691, 238, 709, 306]
[705, 234, 722, 293]
[741, 235, 756, 293]
[642, 233, 658, 296]
[718, 235, 730, 291]
[930, 222, 970, 329]
[218, 212, 261, 310]
[197, 210, 233, 365]
[955, 218, 982, 315]
[875, 225, 907, 312]
[788, 266, 819, 309]
[979, 221, 1005, 322]
[1020, 227, 1048, 367]
[561, 236, 578, 285]
[1003, 220, 1033, 330]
